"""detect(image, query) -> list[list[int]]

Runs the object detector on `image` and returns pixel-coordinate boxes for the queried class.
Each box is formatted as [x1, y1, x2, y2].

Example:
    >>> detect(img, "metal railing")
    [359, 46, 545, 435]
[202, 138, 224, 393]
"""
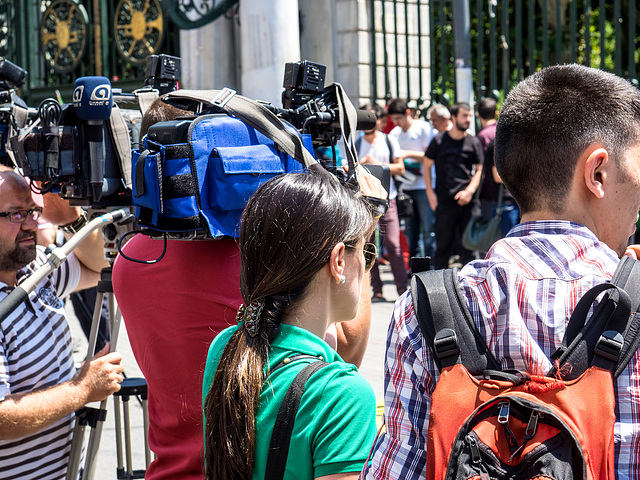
[366, 0, 639, 111]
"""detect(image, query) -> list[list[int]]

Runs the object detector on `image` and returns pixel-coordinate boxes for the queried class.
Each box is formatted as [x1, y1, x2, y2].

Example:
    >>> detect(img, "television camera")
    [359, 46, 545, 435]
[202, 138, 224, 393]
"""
[5, 57, 385, 238]
[0, 59, 31, 167]
[7, 55, 184, 209]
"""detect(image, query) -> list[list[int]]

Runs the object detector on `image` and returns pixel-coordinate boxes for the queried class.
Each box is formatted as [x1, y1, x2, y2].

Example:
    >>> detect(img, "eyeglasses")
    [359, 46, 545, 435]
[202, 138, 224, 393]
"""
[0, 207, 43, 224]
[346, 242, 378, 272]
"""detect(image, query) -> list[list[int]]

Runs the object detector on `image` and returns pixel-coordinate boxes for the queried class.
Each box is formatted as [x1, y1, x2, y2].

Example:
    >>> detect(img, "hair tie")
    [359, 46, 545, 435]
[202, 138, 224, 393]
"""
[236, 299, 265, 337]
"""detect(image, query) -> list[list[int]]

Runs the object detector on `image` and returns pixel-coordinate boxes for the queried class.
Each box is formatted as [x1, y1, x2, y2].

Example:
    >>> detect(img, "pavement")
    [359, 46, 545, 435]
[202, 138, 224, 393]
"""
[67, 264, 400, 479]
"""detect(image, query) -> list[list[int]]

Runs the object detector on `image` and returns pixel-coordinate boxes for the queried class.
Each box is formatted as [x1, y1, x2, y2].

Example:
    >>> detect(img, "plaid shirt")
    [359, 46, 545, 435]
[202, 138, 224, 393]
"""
[363, 221, 640, 480]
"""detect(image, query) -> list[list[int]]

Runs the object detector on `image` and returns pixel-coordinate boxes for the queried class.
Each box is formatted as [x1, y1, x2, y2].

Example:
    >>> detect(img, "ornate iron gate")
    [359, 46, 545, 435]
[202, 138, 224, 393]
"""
[2, 0, 180, 105]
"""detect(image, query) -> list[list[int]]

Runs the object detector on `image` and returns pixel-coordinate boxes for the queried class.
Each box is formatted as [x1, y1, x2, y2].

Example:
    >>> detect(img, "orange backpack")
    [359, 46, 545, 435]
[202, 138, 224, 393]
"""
[410, 257, 640, 480]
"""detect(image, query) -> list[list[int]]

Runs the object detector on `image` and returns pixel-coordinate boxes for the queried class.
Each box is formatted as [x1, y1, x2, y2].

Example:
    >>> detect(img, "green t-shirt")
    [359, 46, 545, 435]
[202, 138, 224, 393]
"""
[202, 323, 377, 479]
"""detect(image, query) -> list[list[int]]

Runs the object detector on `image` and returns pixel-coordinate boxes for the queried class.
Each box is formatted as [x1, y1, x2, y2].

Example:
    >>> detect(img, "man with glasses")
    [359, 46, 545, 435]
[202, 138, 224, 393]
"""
[0, 170, 124, 480]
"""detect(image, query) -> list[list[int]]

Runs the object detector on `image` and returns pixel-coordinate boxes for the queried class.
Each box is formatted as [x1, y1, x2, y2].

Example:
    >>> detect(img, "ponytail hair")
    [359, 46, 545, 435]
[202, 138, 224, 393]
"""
[203, 172, 373, 479]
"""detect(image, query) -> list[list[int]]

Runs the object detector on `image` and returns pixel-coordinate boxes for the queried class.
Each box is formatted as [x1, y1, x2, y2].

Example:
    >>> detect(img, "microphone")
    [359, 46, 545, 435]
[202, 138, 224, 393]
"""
[313, 109, 377, 131]
[73, 76, 113, 203]
[356, 110, 377, 131]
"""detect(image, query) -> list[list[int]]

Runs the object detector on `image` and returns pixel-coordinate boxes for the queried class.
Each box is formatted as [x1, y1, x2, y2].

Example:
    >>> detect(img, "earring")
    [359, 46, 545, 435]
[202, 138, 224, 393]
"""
[339, 275, 346, 284]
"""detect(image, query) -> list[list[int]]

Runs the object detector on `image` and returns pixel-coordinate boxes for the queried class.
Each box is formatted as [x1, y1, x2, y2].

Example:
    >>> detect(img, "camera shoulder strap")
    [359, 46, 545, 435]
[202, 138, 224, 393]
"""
[331, 83, 360, 185]
[107, 104, 132, 188]
[136, 90, 160, 115]
[164, 89, 318, 170]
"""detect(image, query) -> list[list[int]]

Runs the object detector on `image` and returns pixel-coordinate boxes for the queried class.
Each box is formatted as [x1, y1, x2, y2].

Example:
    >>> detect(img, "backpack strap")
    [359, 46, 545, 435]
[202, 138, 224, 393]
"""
[264, 356, 329, 480]
[550, 256, 640, 380]
[384, 134, 393, 165]
[411, 268, 500, 375]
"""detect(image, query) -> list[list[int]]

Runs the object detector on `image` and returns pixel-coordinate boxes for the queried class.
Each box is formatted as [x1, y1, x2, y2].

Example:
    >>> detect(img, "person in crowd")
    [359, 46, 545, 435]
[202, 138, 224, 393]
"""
[0, 170, 123, 480]
[426, 103, 452, 133]
[476, 98, 520, 237]
[475, 97, 518, 240]
[476, 97, 498, 217]
[357, 103, 406, 302]
[364, 64, 640, 479]
[113, 94, 383, 480]
[475, 97, 497, 151]
[485, 139, 520, 236]
[424, 102, 484, 269]
[111, 95, 244, 480]
[388, 98, 437, 262]
[203, 172, 378, 480]
[407, 100, 421, 119]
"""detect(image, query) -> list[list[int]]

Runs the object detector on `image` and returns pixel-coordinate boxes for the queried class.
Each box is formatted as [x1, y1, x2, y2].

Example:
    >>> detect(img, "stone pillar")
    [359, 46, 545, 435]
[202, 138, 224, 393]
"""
[239, 0, 301, 105]
[298, 0, 335, 80]
[179, 15, 239, 90]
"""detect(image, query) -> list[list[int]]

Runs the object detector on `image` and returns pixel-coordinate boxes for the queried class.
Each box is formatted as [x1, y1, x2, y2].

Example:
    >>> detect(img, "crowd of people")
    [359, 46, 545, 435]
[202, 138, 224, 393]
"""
[3, 63, 640, 480]
[358, 95, 521, 301]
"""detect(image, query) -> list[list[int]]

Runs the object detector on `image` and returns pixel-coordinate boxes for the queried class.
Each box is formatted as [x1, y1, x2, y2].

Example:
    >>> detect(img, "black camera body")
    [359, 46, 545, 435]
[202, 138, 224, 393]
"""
[7, 57, 387, 234]
[144, 54, 181, 95]
[17, 104, 132, 208]
[0, 59, 29, 167]
[276, 60, 349, 148]
[8, 56, 182, 209]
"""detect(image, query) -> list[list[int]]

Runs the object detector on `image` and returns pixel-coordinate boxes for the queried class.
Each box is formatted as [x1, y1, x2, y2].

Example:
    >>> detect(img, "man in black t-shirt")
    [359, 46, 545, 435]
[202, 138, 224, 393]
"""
[425, 102, 484, 269]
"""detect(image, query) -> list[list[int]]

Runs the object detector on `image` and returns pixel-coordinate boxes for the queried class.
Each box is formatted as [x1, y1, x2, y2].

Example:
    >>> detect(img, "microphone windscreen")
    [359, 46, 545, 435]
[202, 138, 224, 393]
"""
[73, 76, 113, 121]
[356, 110, 377, 131]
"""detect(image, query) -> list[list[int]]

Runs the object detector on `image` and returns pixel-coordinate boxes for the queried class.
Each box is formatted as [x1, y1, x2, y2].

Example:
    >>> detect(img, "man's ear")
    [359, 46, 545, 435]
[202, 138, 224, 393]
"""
[583, 147, 610, 199]
[329, 242, 346, 284]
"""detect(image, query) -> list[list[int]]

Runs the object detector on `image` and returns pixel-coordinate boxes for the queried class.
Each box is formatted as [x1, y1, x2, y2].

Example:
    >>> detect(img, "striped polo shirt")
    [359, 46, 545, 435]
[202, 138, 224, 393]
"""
[0, 246, 81, 480]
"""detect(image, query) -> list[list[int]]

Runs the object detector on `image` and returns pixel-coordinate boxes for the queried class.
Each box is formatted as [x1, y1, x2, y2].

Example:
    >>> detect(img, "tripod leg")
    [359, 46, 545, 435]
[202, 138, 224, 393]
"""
[85, 291, 106, 358]
[123, 397, 133, 476]
[66, 288, 107, 480]
[65, 418, 87, 480]
[108, 293, 123, 351]
[114, 395, 125, 472]
[81, 290, 122, 480]
[82, 400, 108, 479]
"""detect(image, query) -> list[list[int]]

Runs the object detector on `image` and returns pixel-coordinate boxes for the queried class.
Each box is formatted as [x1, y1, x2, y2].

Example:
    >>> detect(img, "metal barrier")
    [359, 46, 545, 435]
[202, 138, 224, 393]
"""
[365, 0, 640, 109]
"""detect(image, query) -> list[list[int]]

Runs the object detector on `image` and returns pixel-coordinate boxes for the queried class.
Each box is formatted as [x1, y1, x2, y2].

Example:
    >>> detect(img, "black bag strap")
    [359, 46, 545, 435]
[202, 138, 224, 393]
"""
[411, 268, 500, 375]
[265, 356, 329, 480]
[412, 258, 640, 380]
[549, 256, 640, 380]
[384, 134, 393, 165]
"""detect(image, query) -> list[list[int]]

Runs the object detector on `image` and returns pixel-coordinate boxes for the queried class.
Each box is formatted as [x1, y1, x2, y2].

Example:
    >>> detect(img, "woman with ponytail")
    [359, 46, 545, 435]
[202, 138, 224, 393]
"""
[202, 172, 378, 480]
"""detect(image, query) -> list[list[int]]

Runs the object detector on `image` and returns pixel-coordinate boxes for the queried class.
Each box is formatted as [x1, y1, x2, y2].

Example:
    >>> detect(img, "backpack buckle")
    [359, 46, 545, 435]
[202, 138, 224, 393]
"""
[433, 328, 461, 359]
[594, 330, 624, 362]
